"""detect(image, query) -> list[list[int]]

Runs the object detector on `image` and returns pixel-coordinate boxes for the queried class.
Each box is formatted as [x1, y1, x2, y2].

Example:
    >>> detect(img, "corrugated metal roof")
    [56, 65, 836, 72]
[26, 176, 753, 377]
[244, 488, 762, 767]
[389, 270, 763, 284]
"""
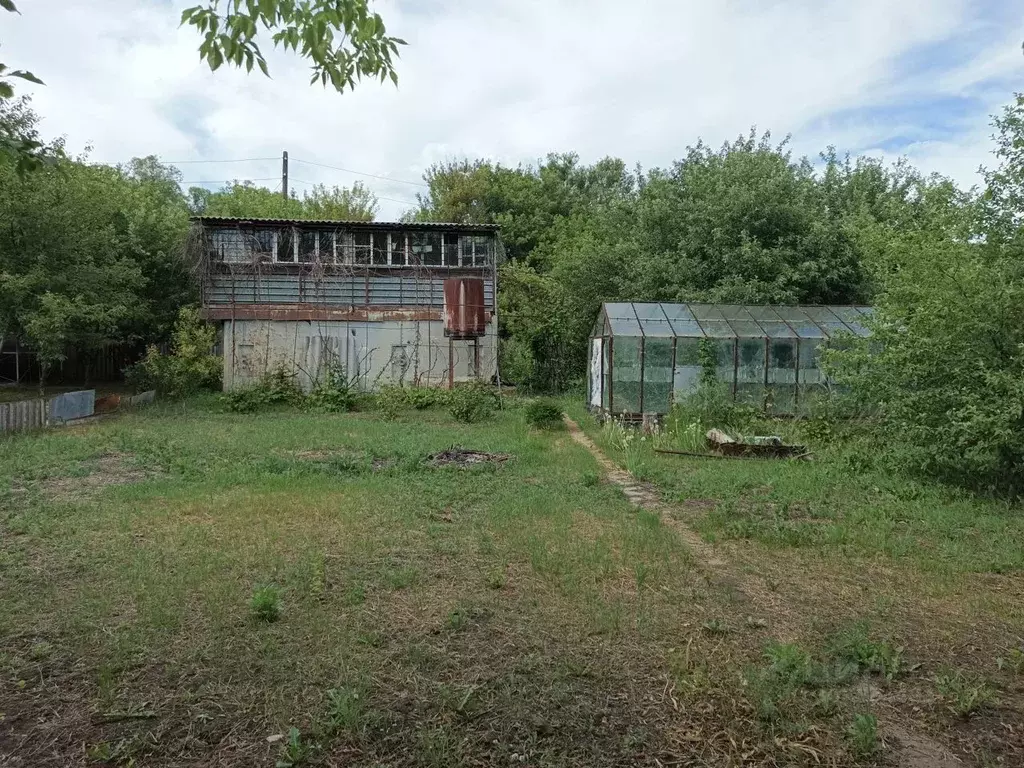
[596, 302, 873, 340]
[191, 216, 500, 232]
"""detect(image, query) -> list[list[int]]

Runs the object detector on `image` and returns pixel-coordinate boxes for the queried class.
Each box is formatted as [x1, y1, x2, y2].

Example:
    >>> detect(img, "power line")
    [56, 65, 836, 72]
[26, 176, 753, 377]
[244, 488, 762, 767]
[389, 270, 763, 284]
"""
[167, 157, 278, 164]
[181, 177, 279, 184]
[291, 158, 428, 188]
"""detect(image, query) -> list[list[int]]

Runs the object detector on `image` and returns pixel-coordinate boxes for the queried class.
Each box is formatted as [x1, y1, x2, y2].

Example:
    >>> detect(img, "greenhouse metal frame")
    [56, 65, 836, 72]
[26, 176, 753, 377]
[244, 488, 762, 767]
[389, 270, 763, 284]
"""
[588, 302, 872, 419]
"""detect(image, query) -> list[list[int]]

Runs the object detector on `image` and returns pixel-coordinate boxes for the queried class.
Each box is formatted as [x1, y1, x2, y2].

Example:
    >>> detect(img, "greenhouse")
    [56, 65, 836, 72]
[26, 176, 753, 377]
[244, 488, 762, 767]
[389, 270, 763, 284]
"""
[588, 302, 872, 419]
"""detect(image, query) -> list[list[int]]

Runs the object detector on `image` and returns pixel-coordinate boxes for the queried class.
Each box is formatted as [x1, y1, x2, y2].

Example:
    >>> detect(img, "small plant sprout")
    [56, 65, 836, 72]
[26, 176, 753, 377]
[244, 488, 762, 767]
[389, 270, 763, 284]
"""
[701, 618, 730, 635]
[846, 713, 881, 758]
[250, 584, 282, 622]
[829, 622, 907, 680]
[276, 726, 314, 767]
[934, 669, 997, 716]
[325, 686, 366, 735]
[996, 647, 1024, 675]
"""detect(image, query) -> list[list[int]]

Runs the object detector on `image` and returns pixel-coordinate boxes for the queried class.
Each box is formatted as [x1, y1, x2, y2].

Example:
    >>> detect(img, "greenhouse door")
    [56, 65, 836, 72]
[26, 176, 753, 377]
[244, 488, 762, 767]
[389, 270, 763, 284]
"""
[590, 338, 603, 408]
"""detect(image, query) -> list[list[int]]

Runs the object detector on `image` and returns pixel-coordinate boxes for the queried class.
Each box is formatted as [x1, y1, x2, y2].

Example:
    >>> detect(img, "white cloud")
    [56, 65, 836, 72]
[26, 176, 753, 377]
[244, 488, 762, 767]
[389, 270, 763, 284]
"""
[4, 0, 1022, 218]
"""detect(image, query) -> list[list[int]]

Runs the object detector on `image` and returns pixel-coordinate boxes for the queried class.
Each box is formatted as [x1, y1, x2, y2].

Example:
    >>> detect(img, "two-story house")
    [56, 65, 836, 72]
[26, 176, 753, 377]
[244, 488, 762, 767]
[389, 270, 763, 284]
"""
[192, 216, 501, 391]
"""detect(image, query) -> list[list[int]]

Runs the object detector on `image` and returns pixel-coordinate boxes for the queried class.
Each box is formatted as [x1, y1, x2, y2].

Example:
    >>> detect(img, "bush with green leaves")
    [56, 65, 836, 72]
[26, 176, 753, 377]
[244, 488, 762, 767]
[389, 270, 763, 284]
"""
[406, 386, 446, 410]
[222, 366, 305, 413]
[374, 385, 407, 421]
[829, 97, 1024, 496]
[306, 363, 354, 413]
[125, 307, 221, 397]
[524, 397, 564, 430]
[448, 382, 495, 423]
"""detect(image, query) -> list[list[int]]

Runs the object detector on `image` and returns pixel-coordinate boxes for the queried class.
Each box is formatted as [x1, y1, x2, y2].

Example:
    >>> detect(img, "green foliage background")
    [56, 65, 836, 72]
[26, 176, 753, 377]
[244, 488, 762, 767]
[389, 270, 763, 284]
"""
[4, 82, 1024, 494]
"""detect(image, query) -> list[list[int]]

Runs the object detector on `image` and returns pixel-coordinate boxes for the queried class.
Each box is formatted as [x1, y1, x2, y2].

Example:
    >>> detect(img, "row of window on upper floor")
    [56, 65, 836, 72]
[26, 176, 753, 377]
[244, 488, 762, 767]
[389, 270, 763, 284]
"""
[207, 228, 493, 267]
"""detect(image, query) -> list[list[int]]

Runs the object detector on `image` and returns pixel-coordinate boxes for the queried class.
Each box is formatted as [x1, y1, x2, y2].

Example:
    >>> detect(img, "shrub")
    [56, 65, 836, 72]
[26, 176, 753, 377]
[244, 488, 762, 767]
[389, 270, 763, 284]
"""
[826, 98, 1024, 496]
[250, 585, 282, 622]
[374, 385, 407, 421]
[448, 382, 494, 423]
[306, 363, 354, 413]
[125, 307, 221, 397]
[406, 386, 446, 410]
[222, 367, 304, 413]
[524, 398, 564, 430]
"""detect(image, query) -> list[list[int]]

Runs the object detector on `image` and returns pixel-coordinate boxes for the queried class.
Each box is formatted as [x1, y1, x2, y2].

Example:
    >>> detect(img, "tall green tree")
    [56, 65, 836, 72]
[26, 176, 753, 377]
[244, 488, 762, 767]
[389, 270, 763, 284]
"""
[188, 179, 378, 220]
[831, 96, 1024, 495]
[0, 99, 192, 384]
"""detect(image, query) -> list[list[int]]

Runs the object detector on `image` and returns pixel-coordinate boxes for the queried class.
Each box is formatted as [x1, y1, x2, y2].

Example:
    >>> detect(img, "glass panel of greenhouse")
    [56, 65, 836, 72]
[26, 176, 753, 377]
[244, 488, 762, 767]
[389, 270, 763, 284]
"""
[588, 302, 872, 418]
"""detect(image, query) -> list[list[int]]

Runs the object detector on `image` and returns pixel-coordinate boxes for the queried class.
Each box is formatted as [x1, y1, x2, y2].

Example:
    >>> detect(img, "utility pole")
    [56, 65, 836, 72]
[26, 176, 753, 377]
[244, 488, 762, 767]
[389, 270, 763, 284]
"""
[281, 150, 289, 201]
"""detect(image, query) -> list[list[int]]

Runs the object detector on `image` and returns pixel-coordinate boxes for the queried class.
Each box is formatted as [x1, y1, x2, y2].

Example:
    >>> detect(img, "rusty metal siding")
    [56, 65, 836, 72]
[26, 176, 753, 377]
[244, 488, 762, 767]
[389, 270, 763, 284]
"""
[207, 274, 493, 308]
[443, 279, 487, 338]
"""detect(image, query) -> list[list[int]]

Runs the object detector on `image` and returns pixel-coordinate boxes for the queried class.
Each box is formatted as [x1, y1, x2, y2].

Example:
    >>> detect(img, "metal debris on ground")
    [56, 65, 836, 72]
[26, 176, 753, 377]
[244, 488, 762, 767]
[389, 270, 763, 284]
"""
[705, 428, 808, 459]
[426, 446, 513, 468]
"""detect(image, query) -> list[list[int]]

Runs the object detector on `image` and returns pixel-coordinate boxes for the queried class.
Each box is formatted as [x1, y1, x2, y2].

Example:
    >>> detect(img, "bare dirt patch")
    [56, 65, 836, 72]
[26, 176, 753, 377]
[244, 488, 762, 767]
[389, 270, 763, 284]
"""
[426, 447, 513, 469]
[32, 453, 151, 500]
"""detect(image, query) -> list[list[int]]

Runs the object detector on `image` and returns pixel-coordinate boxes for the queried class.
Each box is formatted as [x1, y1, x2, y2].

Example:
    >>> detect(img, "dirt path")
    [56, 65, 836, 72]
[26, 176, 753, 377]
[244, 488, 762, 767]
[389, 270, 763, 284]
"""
[564, 416, 964, 768]
[564, 416, 802, 640]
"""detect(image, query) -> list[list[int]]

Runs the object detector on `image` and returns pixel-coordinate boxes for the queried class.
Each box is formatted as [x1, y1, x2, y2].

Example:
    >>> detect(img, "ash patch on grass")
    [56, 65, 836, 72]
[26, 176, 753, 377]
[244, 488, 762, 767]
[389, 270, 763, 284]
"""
[426, 447, 513, 469]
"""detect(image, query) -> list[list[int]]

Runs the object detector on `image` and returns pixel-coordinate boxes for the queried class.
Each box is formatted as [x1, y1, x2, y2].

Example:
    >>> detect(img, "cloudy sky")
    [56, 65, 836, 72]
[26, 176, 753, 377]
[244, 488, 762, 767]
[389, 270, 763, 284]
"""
[5, 0, 1023, 219]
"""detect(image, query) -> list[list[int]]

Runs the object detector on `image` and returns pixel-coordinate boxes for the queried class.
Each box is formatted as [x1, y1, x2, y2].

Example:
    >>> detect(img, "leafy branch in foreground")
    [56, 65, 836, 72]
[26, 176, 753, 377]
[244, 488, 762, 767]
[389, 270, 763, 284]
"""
[181, 0, 406, 92]
[1, 1, 48, 175]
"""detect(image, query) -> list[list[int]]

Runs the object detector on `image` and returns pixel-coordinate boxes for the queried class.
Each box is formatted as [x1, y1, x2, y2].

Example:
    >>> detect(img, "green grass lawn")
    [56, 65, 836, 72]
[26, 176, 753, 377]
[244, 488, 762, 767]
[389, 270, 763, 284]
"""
[1, 397, 1022, 766]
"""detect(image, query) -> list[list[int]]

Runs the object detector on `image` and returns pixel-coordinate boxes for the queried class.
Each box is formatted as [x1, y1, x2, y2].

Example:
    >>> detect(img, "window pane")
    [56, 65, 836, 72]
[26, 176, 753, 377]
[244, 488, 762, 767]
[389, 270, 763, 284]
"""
[660, 303, 697, 322]
[412, 233, 441, 265]
[760, 321, 797, 338]
[642, 338, 673, 413]
[247, 229, 275, 258]
[736, 338, 765, 405]
[729, 320, 766, 338]
[673, 338, 702, 399]
[354, 232, 372, 265]
[690, 303, 726, 321]
[668, 319, 704, 337]
[609, 316, 642, 336]
[768, 339, 797, 413]
[611, 337, 641, 414]
[605, 303, 636, 319]
[633, 303, 667, 320]
[443, 233, 460, 266]
[390, 233, 406, 266]
[699, 320, 736, 338]
[473, 236, 491, 266]
[276, 228, 294, 262]
[370, 233, 388, 265]
[460, 236, 473, 265]
[299, 231, 317, 263]
[639, 319, 674, 337]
